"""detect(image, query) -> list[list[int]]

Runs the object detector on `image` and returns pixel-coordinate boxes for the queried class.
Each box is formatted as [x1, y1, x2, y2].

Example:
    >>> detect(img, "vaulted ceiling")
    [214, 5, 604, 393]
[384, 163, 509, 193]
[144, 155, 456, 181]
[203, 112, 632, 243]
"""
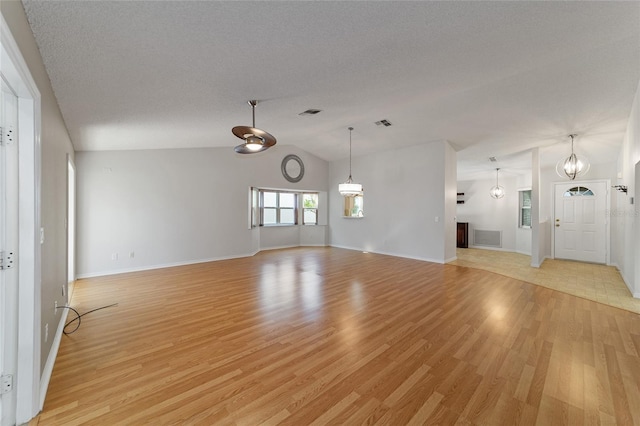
[22, 1, 640, 180]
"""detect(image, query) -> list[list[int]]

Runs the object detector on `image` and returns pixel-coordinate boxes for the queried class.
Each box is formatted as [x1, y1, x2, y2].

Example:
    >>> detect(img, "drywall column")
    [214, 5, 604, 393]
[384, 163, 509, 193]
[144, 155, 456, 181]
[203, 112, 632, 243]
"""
[444, 142, 457, 262]
[635, 161, 639, 297]
[531, 148, 542, 267]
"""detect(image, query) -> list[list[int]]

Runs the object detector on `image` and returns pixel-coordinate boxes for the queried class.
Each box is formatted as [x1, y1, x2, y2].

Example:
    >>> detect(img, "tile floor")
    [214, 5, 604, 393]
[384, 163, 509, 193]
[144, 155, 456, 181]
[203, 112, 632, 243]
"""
[450, 248, 640, 314]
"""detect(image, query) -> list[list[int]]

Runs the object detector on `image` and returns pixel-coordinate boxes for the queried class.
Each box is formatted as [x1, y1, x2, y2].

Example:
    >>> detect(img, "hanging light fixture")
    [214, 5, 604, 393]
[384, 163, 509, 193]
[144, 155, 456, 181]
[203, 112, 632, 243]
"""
[338, 127, 363, 197]
[556, 134, 589, 180]
[489, 168, 505, 199]
[233, 100, 277, 154]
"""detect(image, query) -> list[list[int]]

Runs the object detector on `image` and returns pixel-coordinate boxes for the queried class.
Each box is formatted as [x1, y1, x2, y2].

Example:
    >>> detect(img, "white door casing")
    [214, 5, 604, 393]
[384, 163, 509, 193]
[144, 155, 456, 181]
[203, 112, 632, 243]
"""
[2, 14, 43, 424]
[1, 76, 19, 426]
[553, 180, 609, 264]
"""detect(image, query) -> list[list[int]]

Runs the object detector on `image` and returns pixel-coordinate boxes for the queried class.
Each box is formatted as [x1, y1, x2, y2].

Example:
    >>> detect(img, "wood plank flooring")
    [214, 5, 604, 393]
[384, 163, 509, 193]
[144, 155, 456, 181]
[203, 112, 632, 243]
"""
[34, 247, 640, 425]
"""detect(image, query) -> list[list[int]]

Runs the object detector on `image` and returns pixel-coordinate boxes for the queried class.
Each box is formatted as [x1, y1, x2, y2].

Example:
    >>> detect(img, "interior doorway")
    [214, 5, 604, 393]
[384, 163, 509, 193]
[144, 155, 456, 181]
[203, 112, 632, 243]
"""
[553, 180, 609, 264]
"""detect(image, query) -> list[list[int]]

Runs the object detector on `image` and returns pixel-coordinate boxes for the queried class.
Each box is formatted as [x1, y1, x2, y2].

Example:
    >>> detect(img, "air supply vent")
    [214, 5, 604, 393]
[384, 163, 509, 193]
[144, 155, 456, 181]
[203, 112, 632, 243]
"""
[298, 109, 322, 116]
[375, 119, 392, 127]
[489, 157, 497, 162]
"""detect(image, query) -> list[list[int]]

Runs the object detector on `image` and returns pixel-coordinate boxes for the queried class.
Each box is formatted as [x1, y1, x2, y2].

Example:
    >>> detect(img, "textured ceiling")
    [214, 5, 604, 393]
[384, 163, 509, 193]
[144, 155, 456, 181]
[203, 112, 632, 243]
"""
[21, 1, 640, 180]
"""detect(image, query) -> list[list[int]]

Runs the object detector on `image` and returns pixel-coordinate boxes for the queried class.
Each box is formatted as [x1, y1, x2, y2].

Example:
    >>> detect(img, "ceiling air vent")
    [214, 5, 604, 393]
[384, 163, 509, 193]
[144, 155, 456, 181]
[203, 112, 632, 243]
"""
[298, 109, 322, 116]
[375, 119, 392, 127]
[489, 156, 497, 162]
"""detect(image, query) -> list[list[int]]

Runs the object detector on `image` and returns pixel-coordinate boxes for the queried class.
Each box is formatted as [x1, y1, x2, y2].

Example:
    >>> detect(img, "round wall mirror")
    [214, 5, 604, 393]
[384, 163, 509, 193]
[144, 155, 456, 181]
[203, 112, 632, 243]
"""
[281, 154, 305, 183]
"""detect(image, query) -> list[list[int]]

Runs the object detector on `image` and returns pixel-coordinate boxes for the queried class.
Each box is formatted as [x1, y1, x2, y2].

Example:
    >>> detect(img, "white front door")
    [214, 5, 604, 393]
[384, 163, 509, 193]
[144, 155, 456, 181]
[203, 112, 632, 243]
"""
[1, 77, 19, 426]
[554, 181, 608, 263]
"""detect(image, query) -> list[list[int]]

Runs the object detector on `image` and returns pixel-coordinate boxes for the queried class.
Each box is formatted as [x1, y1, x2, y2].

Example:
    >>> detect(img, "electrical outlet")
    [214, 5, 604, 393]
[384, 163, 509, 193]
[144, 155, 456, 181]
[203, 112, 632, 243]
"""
[1, 375, 13, 394]
[45, 323, 49, 342]
[129, 251, 135, 259]
[111, 253, 118, 261]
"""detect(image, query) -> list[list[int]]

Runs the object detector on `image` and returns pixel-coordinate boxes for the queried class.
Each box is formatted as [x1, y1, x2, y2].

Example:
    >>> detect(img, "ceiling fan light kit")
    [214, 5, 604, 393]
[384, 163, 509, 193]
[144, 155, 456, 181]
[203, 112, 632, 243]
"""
[233, 100, 277, 154]
[556, 134, 590, 180]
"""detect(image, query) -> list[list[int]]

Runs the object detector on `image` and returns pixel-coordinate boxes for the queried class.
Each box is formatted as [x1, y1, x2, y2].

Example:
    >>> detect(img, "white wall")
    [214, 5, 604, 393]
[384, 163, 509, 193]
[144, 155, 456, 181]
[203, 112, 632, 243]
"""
[76, 145, 328, 277]
[1, 1, 75, 378]
[612, 80, 640, 297]
[329, 140, 456, 263]
[456, 175, 518, 252]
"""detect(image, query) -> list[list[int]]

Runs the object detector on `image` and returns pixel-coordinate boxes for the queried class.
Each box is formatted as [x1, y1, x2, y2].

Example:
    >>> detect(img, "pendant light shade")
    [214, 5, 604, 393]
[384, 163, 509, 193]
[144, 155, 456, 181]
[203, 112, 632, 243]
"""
[338, 127, 363, 197]
[233, 100, 277, 154]
[489, 168, 505, 199]
[556, 134, 589, 180]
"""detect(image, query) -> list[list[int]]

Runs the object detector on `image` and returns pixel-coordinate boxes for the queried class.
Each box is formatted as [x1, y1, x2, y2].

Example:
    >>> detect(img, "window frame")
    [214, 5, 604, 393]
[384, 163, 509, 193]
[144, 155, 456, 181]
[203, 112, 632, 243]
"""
[302, 192, 319, 225]
[260, 190, 298, 226]
[518, 189, 532, 229]
[255, 187, 320, 228]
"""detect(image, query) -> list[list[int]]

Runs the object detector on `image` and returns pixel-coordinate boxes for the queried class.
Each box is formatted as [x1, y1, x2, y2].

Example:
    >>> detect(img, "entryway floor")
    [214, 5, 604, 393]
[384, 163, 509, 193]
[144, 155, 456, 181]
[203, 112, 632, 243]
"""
[451, 248, 640, 314]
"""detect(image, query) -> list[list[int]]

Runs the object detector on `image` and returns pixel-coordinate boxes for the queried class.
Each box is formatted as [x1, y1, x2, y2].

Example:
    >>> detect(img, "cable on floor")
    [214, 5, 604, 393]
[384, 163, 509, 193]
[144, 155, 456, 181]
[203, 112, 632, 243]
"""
[58, 303, 119, 335]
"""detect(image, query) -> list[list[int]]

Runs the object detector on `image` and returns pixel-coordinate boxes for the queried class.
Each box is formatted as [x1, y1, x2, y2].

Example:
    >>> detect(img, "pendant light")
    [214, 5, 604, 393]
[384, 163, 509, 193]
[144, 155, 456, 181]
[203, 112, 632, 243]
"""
[338, 127, 363, 197]
[233, 100, 277, 154]
[555, 134, 589, 180]
[489, 168, 505, 199]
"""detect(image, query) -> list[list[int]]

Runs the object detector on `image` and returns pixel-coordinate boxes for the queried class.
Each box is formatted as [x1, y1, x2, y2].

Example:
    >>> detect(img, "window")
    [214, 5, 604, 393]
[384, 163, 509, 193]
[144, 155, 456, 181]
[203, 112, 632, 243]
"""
[343, 195, 364, 218]
[261, 191, 297, 226]
[563, 186, 594, 197]
[302, 193, 318, 225]
[519, 189, 531, 228]
[250, 187, 259, 228]
[255, 189, 321, 226]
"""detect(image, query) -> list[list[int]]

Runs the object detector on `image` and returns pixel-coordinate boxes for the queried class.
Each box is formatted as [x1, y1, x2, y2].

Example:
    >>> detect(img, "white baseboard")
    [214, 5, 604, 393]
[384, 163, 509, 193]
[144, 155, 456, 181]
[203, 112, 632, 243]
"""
[468, 245, 513, 252]
[615, 265, 638, 298]
[76, 252, 259, 279]
[330, 244, 445, 264]
[530, 255, 548, 268]
[259, 244, 299, 251]
[40, 308, 69, 410]
[516, 250, 532, 256]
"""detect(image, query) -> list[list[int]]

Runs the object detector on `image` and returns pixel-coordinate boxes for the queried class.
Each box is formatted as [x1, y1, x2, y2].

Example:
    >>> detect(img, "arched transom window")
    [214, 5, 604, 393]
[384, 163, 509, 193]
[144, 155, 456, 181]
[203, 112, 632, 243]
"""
[563, 186, 594, 197]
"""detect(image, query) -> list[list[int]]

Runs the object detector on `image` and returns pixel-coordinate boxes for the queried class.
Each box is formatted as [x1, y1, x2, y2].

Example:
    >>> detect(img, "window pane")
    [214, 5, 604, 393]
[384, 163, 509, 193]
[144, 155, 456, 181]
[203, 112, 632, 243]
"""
[303, 193, 318, 209]
[304, 209, 317, 224]
[263, 208, 277, 225]
[522, 209, 531, 227]
[564, 186, 595, 197]
[344, 195, 364, 217]
[280, 208, 295, 224]
[263, 192, 277, 207]
[280, 193, 296, 208]
[354, 196, 364, 216]
[519, 190, 532, 228]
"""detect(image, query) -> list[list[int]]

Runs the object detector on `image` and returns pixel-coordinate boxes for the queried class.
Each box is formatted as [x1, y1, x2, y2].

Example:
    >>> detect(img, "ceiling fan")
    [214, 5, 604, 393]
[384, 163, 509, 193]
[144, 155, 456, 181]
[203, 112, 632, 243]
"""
[233, 100, 277, 154]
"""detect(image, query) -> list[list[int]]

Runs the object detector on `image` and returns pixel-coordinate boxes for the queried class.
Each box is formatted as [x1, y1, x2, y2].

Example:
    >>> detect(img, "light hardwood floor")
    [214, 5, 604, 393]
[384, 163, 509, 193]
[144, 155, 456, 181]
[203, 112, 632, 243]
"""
[34, 247, 640, 425]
